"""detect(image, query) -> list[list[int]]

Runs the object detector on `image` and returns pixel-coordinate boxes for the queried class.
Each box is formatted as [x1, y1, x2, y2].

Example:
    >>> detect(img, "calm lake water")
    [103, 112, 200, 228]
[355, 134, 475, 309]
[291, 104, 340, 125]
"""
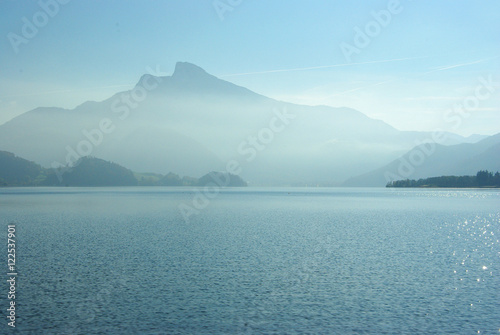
[1, 187, 499, 334]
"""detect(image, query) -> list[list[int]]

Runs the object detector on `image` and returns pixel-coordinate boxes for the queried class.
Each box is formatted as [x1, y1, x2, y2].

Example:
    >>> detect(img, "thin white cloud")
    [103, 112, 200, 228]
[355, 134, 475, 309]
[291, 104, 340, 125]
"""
[403, 96, 461, 101]
[321, 79, 397, 100]
[315, 57, 499, 102]
[421, 57, 498, 76]
[220, 56, 428, 77]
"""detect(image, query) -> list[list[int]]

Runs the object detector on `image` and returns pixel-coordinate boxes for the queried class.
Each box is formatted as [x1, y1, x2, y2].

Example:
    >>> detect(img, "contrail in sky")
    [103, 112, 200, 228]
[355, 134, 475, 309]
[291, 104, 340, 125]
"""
[220, 56, 428, 77]
[320, 57, 497, 100]
[421, 57, 497, 76]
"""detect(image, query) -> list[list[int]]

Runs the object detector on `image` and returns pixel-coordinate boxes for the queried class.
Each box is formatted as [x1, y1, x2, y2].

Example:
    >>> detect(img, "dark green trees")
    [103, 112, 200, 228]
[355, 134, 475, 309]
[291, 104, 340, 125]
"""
[476, 170, 497, 187]
[58, 157, 138, 186]
[0, 151, 248, 187]
[387, 170, 500, 188]
[0, 151, 45, 186]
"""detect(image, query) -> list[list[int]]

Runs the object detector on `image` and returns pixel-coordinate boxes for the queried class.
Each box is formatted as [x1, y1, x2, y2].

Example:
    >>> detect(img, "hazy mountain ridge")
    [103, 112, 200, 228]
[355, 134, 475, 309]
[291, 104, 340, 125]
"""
[0, 62, 493, 186]
[0, 152, 247, 187]
[343, 133, 500, 186]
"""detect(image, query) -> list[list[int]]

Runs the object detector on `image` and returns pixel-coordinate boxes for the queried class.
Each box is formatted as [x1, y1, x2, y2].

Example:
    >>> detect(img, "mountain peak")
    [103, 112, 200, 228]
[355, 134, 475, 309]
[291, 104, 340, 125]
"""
[172, 62, 210, 80]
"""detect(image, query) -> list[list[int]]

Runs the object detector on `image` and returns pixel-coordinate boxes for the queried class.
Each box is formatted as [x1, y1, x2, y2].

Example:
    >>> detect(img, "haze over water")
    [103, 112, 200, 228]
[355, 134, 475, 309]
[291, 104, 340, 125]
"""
[2, 187, 499, 334]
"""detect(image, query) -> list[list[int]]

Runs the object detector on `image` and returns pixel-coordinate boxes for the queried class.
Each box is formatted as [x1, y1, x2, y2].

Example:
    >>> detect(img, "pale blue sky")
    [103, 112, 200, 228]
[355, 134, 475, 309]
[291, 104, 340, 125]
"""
[1, 0, 499, 135]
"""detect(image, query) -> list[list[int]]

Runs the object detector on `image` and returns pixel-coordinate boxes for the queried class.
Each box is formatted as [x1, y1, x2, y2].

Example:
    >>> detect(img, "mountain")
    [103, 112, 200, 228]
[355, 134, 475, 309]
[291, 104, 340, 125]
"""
[0, 62, 483, 186]
[47, 156, 138, 186]
[0, 150, 249, 187]
[0, 151, 45, 186]
[343, 133, 500, 186]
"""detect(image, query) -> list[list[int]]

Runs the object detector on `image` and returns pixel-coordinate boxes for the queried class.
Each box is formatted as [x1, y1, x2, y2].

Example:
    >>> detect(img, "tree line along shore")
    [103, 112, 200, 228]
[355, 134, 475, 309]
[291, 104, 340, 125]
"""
[386, 170, 500, 188]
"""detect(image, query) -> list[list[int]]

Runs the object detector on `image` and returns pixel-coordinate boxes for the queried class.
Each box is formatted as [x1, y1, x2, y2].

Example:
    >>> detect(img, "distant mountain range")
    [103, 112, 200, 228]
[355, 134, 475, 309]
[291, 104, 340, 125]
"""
[0, 151, 246, 187]
[0, 62, 498, 186]
[344, 133, 500, 186]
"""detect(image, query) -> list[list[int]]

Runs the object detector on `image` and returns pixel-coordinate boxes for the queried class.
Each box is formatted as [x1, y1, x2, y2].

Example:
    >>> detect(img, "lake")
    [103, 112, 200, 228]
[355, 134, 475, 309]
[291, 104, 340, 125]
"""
[1, 187, 499, 334]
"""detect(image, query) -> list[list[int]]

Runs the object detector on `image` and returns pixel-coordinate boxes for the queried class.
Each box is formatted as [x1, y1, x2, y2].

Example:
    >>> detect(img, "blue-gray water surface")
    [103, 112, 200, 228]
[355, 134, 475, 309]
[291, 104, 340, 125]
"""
[1, 187, 499, 334]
